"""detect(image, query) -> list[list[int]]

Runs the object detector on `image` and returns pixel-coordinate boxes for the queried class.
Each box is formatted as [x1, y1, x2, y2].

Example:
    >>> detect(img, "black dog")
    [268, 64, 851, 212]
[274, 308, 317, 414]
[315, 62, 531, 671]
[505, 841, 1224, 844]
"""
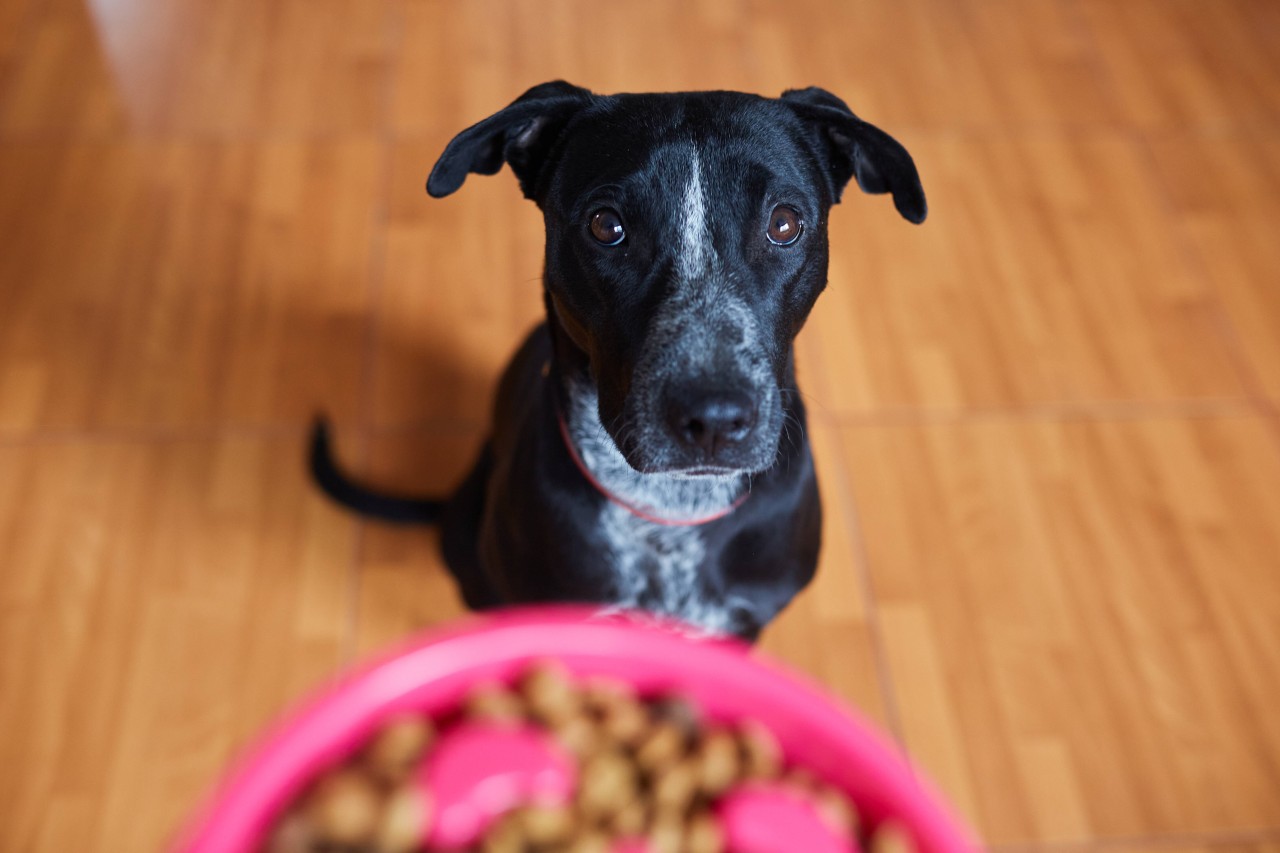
[312, 82, 925, 641]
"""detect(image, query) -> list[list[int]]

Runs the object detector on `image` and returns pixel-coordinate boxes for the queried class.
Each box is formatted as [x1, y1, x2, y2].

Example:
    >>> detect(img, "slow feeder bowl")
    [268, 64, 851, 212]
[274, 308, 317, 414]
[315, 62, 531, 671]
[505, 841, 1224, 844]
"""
[175, 608, 974, 852]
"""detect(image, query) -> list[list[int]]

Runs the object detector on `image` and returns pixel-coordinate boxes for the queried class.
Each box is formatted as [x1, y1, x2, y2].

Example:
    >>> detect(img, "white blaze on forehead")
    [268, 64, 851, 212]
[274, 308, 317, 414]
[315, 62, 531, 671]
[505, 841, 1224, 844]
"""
[678, 149, 713, 280]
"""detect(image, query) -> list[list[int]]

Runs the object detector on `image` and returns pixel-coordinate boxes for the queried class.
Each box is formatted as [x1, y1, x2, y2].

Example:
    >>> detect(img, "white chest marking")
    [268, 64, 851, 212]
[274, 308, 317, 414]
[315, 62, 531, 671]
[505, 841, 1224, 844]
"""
[599, 504, 739, 634]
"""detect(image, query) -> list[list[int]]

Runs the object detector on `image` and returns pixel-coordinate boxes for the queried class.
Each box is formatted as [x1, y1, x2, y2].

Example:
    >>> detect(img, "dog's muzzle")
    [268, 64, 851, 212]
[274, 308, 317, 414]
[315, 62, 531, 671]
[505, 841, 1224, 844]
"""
[620, 291, 782, 475]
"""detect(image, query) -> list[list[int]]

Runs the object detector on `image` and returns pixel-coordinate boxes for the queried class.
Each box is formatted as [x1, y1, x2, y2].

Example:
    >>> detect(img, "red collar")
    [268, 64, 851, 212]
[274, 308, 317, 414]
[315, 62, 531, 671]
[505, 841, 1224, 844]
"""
[555, 409, 749, 527]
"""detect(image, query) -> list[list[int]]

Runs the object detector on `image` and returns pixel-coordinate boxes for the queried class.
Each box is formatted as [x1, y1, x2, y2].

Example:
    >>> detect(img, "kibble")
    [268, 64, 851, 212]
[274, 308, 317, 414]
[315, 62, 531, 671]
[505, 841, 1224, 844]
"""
[576, 749, 639, 820]
[646, 811, 685, 853]
[598, 697, 650, 748]
[520, 661, 582, 726]
[869, 821, 916, 853]
[375, 787, 428, 853]
[586, 681, 651, 749]
[635, 720, 687, 773]
[464, 682, 526, 724]
[694, 727, 740, 796]
[306, 769, 381, 845]
[738, 719, 783, 780]
[561, 830, 610, 853]
[519, 804, 581, 845]
[651, 759, 700, 814]
[684, 810, 725, 853]
[815, 783, 860, 836]
[609, 798, 647, 836]
[552, 714, 601, 758]
[363, 715, 434, 784]
[479, 814, 522, 853]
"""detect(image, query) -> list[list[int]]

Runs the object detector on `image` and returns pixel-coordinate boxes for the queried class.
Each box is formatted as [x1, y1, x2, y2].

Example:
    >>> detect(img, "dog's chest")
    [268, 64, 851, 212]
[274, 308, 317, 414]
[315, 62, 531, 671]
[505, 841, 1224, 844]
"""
[598, 505, 734, 633]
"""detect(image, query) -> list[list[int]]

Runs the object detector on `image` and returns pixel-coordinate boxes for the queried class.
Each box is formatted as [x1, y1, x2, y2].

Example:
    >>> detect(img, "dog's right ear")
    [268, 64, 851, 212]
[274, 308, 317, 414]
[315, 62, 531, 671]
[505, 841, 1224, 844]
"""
[426, 81, 595, 202]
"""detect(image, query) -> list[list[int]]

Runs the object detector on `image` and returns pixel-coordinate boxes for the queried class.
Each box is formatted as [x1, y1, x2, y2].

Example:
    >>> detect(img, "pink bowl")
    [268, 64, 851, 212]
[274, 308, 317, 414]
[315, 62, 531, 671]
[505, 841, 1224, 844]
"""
[174, 607, 976, 853]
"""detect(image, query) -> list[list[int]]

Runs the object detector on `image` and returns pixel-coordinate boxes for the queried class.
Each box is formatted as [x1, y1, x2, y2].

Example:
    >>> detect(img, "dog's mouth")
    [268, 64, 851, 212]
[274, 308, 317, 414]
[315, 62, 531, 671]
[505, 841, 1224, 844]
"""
[669, 465, 741, 479]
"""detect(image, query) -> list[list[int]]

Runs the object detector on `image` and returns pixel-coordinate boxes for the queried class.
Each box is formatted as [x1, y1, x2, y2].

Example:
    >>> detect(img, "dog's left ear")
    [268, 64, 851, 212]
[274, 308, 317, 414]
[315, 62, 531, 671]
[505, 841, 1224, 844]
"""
[427, 80, 595, 202]
[781, 87, 927, 224]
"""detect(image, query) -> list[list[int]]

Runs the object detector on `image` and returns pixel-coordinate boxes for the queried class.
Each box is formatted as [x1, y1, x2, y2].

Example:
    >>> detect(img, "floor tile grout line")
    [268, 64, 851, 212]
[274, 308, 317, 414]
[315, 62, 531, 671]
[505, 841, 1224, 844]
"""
[0, 396, 1265, 447]
[0, 418, 487, 448]
[806, 397, 1256, 428]
[4, 123, 1280, 145]
[988, 824, 1280, 853]
[1081, 0, 1273, 418]
[1254, 397, 1280, 463]
[0, 421, 315, 446]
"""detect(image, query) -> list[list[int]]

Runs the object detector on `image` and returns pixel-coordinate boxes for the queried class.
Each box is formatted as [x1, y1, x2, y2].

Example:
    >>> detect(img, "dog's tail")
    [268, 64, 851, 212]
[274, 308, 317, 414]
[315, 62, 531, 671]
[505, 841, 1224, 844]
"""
[308, 417, 444, 524]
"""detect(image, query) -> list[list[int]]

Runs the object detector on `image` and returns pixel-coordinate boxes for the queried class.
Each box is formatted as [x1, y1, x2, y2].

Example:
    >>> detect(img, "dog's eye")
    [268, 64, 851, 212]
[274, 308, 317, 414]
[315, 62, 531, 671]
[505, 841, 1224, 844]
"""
[766, 205, 803, 246]
[589, 208, 626, 246]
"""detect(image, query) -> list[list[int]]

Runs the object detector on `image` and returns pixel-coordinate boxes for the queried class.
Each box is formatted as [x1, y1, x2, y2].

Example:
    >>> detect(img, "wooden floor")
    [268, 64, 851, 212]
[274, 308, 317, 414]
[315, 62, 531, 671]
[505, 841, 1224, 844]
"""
[2, 0, 1279, 850]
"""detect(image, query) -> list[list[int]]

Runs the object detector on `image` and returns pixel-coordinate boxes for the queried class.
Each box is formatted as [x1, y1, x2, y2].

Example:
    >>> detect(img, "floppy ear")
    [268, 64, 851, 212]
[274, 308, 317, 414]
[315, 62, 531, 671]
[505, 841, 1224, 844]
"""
[781, 87, 927, 224]
[426, 80, 595, 201]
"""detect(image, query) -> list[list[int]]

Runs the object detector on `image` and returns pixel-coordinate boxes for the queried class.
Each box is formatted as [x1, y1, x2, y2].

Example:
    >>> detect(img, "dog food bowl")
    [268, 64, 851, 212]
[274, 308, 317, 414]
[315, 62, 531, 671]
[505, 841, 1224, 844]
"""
[174, 608, 975, 852]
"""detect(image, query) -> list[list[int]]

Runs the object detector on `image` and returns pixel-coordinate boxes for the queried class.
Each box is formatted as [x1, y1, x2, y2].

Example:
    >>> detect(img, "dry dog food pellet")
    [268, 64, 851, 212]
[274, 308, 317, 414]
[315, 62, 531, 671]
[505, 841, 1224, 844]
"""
[513, 803, 576, 846]
[646, 811, 685, 853]
[521, 662, 583, 726]
[694, 728, 740, 797]
[563, 831, 610, 853]
[596, 696, 649, 748]
[376, 787, 429, 853]
[364, 716, 436, 784]
[306, 769, 381, 845]
[465, 682, 527, 724]
[814, 784, 860, 836]
[551, 714, 601, 759]
[634, 721, 687, 773]
[576, 749, 639, 820]
[480, 815, 522, 853]
[683, 811, 725, 853]
[869, 821, 915, 853]
[651, 759, 699, 813]
[265, 661, 918, 853]
[609, 798, 647, 837]
[738, 719, 782, 780]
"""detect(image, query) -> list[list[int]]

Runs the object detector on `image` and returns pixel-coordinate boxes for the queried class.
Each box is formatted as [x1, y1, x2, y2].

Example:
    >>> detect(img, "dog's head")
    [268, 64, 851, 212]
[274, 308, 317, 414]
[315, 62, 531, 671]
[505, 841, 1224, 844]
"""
[428, 82, 925, 477]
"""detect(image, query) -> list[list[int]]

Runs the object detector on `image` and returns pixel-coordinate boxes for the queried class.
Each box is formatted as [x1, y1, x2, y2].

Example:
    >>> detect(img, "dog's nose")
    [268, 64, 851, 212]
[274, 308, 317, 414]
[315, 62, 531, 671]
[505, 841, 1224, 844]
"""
[664, 385, 757, 458]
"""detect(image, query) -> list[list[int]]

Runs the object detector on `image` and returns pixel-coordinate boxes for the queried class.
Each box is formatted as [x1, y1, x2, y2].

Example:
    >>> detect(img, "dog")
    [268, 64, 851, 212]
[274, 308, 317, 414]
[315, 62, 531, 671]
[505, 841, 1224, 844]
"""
[311, 81, 926, 641]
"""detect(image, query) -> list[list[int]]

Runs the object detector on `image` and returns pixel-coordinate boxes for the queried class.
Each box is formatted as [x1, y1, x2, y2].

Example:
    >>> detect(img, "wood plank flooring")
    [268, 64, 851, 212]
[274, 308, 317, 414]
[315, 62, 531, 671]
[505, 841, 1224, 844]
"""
[1, 1, 1278, 850]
